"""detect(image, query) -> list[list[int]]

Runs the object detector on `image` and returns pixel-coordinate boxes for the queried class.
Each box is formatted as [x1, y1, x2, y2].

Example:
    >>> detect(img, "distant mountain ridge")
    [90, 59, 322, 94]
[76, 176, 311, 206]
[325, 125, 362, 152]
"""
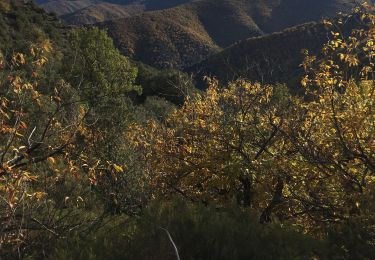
[97, 0, 364, 69]
[98, 0, 265, 69]
[38, 0, 99, 16]
[60, 2, 144, 24]
[37, 0, 195, 23]
[36, 0, 370, 80]
[188, 22, 328, 90]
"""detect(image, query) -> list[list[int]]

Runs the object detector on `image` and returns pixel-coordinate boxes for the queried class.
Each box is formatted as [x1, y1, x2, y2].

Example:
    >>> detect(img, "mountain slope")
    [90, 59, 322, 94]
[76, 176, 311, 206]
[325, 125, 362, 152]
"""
[188, 22, 328, 90]
[189, 0, 374, 89]
[253, 0, 358, 33]
[38, 0, 98, 16]
[99, 0, 266, 69]
[105, 0, 194, 10]
[60, 2, 144, 24]
[0, 0, 67, 52]
[99, 0, 362, 69]
[38, 0, 195, 24]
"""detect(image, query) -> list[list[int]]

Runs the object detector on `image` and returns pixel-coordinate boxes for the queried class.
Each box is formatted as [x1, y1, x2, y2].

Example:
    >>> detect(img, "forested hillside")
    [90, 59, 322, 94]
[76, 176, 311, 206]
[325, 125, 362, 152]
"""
[1, 1, 375, 259]
[60, 3, 144, 24]
[38, 0, 195, 24]
[38, 0, 98, 16]
[98, 0, 366, 69]
[189, 22, 328, 89]
[0, 0, 66, 51]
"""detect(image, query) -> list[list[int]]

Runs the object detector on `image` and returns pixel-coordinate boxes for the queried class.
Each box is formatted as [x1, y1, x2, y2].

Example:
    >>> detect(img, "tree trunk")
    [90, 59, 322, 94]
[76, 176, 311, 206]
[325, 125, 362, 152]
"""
[239, 176, 253, 207]
[260, 177, 284, 223]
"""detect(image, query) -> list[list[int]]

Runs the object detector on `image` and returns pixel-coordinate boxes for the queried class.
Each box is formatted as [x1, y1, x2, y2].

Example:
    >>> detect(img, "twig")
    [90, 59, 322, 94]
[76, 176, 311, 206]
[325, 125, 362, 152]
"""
[159, 227, 180, 260]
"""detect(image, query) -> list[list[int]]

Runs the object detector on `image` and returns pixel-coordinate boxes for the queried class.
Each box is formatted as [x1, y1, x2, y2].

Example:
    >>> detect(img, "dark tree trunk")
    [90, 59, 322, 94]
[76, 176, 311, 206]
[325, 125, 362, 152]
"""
[239, 176, 253, 207]
[260, 177, 284, 223]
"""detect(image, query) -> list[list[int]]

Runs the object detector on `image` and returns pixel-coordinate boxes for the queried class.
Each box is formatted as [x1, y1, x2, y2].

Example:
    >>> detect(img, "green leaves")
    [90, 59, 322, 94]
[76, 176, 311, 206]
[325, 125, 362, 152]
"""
[66, 27, 139, 104]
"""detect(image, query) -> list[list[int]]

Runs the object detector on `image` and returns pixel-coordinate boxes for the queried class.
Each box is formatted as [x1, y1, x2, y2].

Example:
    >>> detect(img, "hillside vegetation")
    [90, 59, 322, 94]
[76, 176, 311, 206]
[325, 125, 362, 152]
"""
[96, 0, 268, 69]
[39, 0, 98, 16]
[60, 2, 144, 24]
[99, 0, 364, 69]
[1, 1, 375, 259]
[38, 0, 195, 24]
[0, 0, 67, 52]
[189, 22, 328, 89]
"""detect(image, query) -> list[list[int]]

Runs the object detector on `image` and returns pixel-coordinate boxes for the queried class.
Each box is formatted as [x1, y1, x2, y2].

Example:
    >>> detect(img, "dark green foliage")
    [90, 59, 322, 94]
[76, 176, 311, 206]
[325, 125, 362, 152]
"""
[0, 0, 68, 100]
[136, 63, 199, 105]
[60, 28, 150, 217]
[127, 201, 326, 260]
[325, 197, 375, 259]
[142, 96, 176, 122]
[63, 27, 140, 150]
[327, 217, 375, 260]
[64, 27, 139, 107]
[0, 0, 65, 54]
[52, 200, 328, 260]
[18, 166, 105, 259]
[62, 26, 139, 157]
[52, 202, 375, 260]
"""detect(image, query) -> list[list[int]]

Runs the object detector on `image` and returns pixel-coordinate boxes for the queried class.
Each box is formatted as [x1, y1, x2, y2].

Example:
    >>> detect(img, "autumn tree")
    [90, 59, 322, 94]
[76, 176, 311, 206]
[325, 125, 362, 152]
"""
[0, 39, 90, 257]
[0, 28, 141, 258]
[281, 3, 375, 229]
[128, 79, 291, 222]
[128, 3, 375, 231]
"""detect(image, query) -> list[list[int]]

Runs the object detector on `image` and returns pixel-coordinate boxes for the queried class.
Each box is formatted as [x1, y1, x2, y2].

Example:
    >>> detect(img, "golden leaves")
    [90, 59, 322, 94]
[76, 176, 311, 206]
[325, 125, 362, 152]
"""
[30, 192, 47, 201]
[47, 157, 56, 165]
[304, 5, 375, 94]
[11, 53, 25, 66]
[122, 4, 375, 231]
[0, 39, 91, 216]
[33, 56, 48, 68]
[113, 164, 124, 173]
[339, 53, 359, 67]
[323, 19, 333, 27]
[41, 39, 53, 53]
[0, 1, 11, 13]
[301, 75, 310, 87]
[128, 78, 284, 205]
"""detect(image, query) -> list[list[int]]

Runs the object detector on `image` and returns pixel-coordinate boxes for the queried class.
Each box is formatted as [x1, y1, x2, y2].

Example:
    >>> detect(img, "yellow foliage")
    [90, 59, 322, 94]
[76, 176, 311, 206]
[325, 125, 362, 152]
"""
[128, 4, 375, 230]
